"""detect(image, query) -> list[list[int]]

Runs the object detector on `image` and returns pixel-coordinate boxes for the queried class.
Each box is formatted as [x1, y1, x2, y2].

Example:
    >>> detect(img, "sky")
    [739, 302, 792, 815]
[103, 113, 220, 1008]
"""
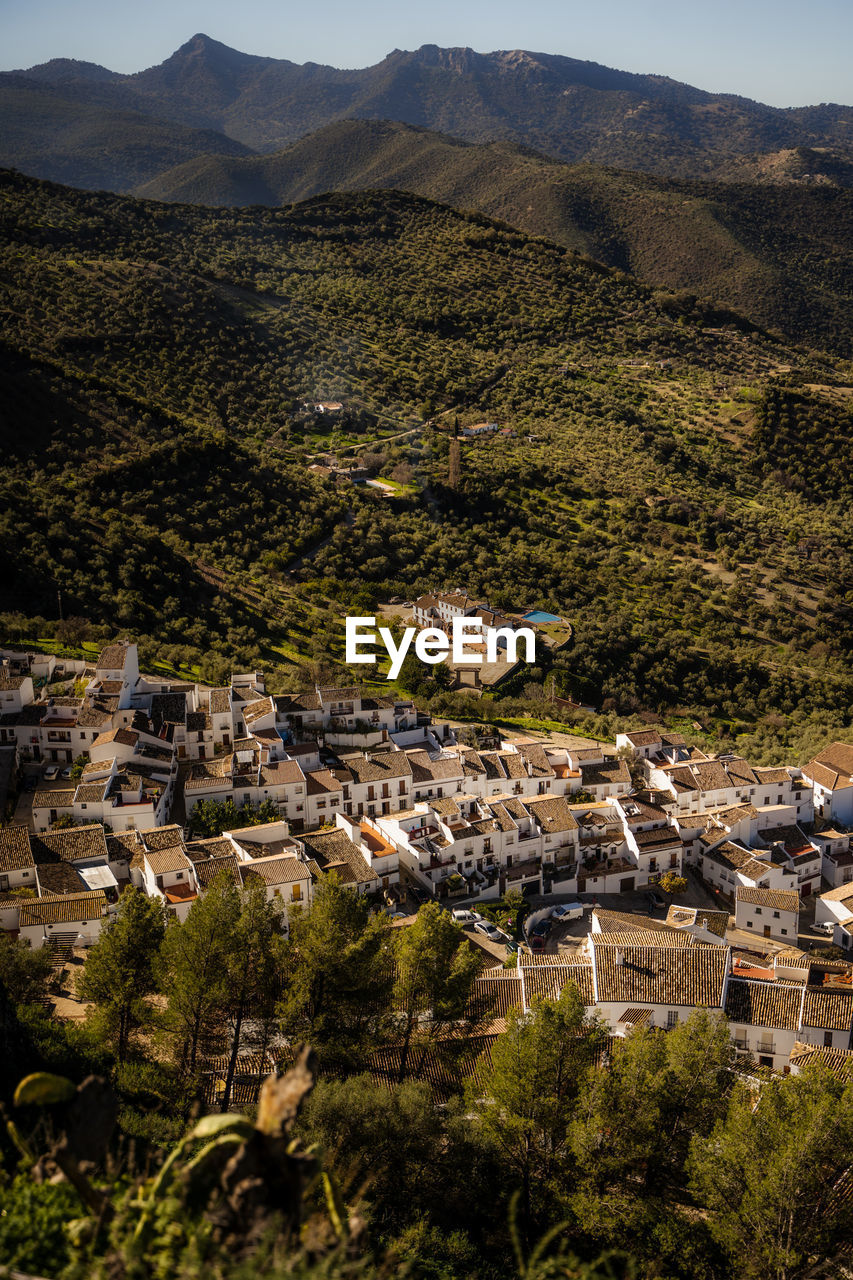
[1, 0, 851, 108]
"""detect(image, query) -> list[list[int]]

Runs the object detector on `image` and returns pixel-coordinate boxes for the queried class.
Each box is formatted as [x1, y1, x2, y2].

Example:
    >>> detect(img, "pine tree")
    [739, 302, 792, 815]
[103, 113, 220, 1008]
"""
[220, 877, 287, 1112]
[158, 872, 239, 1076]
[78, 889, 165, 1062]
[280, 873, 392, 1072]
[393, 901, 482, 1083]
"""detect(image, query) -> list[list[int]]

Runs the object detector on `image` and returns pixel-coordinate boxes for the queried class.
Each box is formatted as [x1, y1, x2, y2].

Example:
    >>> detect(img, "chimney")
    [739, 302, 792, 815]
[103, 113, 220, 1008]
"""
[615, 949, 625, 967]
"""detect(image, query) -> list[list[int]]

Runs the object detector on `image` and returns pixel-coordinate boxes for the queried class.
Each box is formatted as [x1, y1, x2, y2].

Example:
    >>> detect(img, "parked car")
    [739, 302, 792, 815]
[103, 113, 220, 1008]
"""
[452, 908, 479, 923]
[43, 765, 59, 781]
[474, 921, 502, 942]
[530, 934, 546, 952]
[504, 939, 519, 954]
[411, 887, 430, 906]
[647, 889, 665, 910]
[551, 902, 584, 922]
[59, 765, 73, 780]
[814, 921, 836, 935]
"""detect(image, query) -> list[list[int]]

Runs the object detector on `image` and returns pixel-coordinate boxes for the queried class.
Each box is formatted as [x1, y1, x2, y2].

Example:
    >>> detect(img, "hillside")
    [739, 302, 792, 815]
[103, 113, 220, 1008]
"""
[2, 169, 853, 748]
[5, 35, 853, 179]
[135, 119, 853, 357]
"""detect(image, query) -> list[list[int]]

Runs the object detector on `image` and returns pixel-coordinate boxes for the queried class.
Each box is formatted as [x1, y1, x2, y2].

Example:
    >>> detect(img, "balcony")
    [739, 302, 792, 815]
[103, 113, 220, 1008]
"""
[505, 858, 541, 882]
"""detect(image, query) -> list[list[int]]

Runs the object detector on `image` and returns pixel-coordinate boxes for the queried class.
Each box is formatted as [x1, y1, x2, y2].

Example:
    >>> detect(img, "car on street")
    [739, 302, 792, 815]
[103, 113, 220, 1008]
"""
[551, 902, 584, 922]
[43, 765, 59, 781]
[474, 920, 502, 942]
[452, 908, 484, 923]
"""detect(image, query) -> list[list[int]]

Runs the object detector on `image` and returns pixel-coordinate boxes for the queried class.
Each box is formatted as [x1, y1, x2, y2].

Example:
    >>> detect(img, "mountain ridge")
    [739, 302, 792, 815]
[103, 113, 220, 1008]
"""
[5, 35, 853, 170]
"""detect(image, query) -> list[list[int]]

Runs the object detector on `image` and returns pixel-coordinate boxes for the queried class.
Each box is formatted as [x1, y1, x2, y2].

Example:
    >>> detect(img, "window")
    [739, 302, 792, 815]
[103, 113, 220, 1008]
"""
[746, 920, 753, 928]
[755, 907, 762, 915]
[825, 1031, 834, 1047]
[292, 883, 301, 901]
[773, 910, 780, 918]
[175, 871, 183, 881]
[667, 1011, 678, 1029]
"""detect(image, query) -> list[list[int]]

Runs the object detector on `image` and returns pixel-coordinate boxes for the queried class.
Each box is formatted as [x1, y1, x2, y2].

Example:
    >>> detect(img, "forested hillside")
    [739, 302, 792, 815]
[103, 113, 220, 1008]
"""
[2, 169, 853, 753]
[135, 119, 853, 357]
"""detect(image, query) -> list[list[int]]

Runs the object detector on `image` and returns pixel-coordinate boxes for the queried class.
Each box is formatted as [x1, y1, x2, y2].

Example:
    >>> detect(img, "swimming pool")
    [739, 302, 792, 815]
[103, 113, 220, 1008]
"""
[522, 610, 562, 624]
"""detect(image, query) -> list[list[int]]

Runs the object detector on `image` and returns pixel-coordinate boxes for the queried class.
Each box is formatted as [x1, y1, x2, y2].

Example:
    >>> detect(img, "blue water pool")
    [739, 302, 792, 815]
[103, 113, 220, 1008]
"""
[522, 610, 562, 624]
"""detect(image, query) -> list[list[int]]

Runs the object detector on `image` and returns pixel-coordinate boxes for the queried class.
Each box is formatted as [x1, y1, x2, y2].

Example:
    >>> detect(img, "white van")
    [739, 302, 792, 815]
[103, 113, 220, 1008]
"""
[550, 902, 584, 922]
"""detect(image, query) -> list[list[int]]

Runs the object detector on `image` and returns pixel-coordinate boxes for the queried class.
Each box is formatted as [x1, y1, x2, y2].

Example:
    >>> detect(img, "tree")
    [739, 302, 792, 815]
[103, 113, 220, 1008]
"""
[280, 874, 392, 1072]
[392, 901, 482, 1082]
[78, 889, 165, 1062]
[220, 877, 287, 1111]
[158, 872, 239, 1076]
[688, 1065, 853, 1280]
[468, 984, 607, 1239]
[658, 870, 687, 896]
[568, 1010, 734, 1253]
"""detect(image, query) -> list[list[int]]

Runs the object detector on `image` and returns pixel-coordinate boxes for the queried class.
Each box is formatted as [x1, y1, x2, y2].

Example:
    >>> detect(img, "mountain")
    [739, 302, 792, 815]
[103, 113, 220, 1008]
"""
[5, 35, 853, 177]
[0, 75, 253, 190]
[134, 119, 853, 357]
[2, 167, 853, 745]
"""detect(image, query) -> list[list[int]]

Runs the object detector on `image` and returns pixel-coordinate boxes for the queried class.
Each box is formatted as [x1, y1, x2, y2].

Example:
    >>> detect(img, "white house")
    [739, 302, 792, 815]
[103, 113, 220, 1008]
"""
[734, 885, 800, 942]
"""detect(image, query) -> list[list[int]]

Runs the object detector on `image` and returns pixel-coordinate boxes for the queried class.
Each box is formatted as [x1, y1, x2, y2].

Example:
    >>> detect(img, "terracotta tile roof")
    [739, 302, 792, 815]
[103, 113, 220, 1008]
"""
[31, 825, 109, 864]
[524, 796, 578, 834]
[0, 825, 34, 872]
[240, 856, 311, 886]
[594, 908, 685, 937]
[140, 824, 185, 851]
[618, 1007, 654, 1025]
[93, 727, 138, 749]
[275, 691, 321, 714]
[19, 890, 108, 927]
[299, 828, 374, 885]
[259, 760, 306, 786]
[194, 855, 241, 889]
[632, 825, 681, 848]
[184, 760, 233, 791]
[581, 759, 631, 787]
[305, 768, 342, 795]
[345, 752, 413, 785]
[242, 697, 275, 725]
[805, 742, 853, 789]
[802, 988, 853, 1032]
[725, 978, 803, 1030]
[144, 846, 192, 875]
[518, 957, 595, 1006]
[789, 1041, 853, 1076]
[819, 882, 853, 904]
[592, 939, 728, 1007]
[185, 837, 236, 861]
[74, 781, 111, 803]
[36, 862, 89, 895]
[106, 831, 143, 862]
[736, 886, 800, 913]
[665, 906, 729, 939]
[33, 788, 76, 808]
[96, 643, 130, 671]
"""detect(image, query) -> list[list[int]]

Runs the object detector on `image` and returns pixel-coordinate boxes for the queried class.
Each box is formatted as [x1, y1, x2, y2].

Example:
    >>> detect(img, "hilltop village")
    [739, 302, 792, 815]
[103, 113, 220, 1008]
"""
[4, 639, 853, 1082]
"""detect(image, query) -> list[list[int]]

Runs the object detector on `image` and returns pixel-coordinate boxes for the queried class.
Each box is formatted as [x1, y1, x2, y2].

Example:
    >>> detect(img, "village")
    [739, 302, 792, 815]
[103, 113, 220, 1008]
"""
[3, 633, 853, 1085]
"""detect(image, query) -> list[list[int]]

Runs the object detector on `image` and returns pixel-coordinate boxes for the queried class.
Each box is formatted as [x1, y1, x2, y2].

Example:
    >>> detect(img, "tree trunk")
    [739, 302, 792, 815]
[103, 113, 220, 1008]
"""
[220, 996, 245, 1113]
